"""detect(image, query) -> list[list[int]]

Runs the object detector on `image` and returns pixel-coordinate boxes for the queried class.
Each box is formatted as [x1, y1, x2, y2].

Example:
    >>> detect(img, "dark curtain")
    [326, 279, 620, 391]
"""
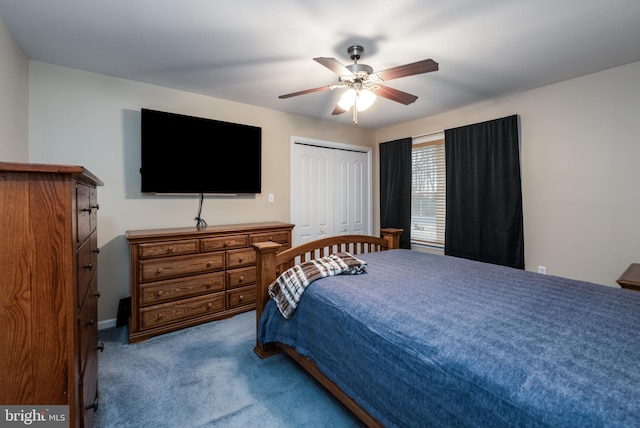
[380, 138, 412, 249]
[444, 115, 524, 269]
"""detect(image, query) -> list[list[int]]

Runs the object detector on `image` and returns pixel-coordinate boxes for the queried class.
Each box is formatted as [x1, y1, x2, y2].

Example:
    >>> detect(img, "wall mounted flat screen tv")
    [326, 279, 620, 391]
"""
[140, 108, 261, 194]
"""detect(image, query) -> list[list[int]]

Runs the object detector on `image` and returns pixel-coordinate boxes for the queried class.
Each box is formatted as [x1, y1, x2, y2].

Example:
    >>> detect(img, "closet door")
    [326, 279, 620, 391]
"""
[291, 141, 370, 245]
[292, 143, 334, 244]
[334, 149, 369, 236]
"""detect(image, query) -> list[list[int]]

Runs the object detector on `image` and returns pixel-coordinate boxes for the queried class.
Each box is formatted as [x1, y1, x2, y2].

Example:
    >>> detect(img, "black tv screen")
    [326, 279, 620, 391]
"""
[140, 109, 261, 194]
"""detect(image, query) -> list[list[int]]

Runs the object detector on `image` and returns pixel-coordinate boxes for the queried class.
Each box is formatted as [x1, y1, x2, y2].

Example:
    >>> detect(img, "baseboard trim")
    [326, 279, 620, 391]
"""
[99, 318, 117, 330]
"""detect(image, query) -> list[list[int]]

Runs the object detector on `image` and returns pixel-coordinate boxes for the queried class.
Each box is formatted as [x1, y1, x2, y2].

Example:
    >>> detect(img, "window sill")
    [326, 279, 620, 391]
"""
[411, 241, 444, 255]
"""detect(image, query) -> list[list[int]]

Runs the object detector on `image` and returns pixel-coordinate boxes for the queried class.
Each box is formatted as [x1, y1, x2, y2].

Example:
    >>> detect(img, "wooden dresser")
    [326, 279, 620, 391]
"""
[126, 221, 294, 343]
[0, 162, 103, 428]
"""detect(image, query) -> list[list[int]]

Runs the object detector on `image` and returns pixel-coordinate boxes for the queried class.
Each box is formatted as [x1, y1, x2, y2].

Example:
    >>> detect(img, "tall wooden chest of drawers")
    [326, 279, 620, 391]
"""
[126, 222, 294, 343]
[0, 162, 103, 428]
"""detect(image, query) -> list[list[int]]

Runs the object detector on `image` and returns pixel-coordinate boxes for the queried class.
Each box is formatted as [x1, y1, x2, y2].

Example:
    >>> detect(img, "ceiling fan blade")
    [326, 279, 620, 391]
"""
[375, 85, 419, 105]
[314, 57, 354, 76]
[374, 59, 438, 81]
[331, 104, 347, 115]
[278, 85, 333, 99]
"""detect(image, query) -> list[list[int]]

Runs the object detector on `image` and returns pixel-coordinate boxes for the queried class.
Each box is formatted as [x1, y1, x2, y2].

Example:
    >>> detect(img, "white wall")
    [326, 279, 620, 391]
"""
[375, 61, 640, 288]
[28, 62, 375, 324]
[23, 56, 640, 323]
[0, 15, 28, 161]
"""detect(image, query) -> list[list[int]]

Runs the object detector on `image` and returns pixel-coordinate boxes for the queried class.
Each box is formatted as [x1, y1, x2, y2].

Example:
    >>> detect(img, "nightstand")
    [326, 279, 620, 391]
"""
[617, 263, 640, 292]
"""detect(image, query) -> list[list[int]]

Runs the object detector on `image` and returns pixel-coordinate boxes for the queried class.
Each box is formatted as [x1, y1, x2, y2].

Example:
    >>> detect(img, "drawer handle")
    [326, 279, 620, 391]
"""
[97, 342, 105, 352]
[205, 283, 212, 289]
[239, 276, 244, 283]
[86, 397, 99, 412]
[93, 247, 100, 254]
[94, 291, 101, 298]
[155, 268, 163, 274]
[157, 290, 164, 296]
[238, 257, 244, 263]
[81, 204, 99, 213]
[206, 261, 213, 268]
[238, 294, 244, 302]
[84, 263, 93, 270]
[166, 248, 174, 253]
[223, 241, 229, 247]
[85, 319, 94, 327]
[207, 302, 214, 310]
[269, 236, 273, 241]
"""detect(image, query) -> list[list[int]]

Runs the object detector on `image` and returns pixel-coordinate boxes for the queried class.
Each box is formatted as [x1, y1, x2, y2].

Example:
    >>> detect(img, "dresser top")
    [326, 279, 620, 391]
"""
[126, 221, 295, 242]
[0, 161, 103, 186]
[617, 263, 640, 287]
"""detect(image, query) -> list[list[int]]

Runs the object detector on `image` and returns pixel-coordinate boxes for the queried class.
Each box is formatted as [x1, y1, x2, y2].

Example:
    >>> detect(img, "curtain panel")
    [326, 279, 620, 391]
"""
[444, 115, 524, 269]
[379, 138, 412, 249]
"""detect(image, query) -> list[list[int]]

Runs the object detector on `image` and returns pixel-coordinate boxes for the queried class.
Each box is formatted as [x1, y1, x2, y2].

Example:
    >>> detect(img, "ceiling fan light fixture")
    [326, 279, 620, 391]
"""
[356, 88, 376, 111]
[338, 88, 356, 110]
[337, 88, 376, 112]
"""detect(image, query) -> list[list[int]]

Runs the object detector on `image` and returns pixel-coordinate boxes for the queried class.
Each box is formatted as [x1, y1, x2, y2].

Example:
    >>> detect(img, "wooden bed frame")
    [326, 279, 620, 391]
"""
[252, 228, 402, 427]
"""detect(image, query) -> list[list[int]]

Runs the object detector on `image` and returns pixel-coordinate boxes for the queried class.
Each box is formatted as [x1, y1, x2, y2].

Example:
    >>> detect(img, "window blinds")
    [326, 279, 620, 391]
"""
[411, 138, 445, 246]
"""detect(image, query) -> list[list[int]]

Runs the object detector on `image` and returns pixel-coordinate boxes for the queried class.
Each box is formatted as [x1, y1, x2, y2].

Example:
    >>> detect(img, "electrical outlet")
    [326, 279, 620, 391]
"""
[538, 266, 547, 274]
[268, 193, 274, 203]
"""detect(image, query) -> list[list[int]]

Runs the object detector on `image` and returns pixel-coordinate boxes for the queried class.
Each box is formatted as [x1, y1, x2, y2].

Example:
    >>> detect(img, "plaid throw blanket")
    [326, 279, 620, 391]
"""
[268, 252, 367, 319]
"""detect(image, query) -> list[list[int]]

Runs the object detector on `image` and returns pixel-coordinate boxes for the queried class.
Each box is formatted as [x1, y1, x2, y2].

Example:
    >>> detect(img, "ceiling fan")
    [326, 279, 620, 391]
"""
[279, 45, 438, 124]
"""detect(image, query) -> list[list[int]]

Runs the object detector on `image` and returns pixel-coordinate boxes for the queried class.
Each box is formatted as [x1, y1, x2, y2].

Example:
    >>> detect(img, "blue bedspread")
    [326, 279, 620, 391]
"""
[258, 249, 640, 427]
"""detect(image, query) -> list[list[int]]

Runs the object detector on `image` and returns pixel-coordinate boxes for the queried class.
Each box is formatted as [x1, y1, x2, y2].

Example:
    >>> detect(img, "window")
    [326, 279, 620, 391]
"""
[411, 135, 445, 247]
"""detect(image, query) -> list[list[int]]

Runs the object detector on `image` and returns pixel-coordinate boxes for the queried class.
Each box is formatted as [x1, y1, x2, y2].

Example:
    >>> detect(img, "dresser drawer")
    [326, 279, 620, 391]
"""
[89, 185, 98, 236]
[226, 248, 256, 269]
[76, 182, 92, 244]
[201, 234, 249, 252]
[140, 272, 225, 306]
[80, 345, 98, 428]
[77, 230, 99, 306]
[227, 266, 256, 289]
[76, 183, 99, 244]
[140, 252, 224, 282]
[140, 293, 225, 330]
[78, 277, 98, 376]
[227, 285, 256, 309]
[139, 239, 199, 259]
[251, 231, 290, 245]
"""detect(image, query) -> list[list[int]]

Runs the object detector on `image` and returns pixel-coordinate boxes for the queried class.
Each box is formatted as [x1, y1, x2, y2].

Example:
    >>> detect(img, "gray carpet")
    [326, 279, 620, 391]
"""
[94, 311, 364, 427]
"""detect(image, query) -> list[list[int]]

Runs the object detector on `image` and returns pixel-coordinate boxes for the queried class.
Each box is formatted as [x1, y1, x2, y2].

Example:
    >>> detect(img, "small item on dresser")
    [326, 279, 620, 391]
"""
[617, 263, 640, 292]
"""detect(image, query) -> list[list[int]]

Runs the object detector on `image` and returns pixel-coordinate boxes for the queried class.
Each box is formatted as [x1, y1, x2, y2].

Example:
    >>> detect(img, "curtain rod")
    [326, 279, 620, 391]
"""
[411, 130, 444, 139]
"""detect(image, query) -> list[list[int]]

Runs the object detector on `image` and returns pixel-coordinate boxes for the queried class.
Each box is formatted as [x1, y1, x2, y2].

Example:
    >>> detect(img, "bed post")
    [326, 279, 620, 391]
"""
[380, 228, 403, 250]
[252, 241, 282, 358]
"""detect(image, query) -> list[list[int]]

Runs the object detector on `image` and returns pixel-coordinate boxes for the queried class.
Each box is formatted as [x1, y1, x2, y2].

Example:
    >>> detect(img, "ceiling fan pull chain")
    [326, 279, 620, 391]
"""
[353, 101, 358, 125]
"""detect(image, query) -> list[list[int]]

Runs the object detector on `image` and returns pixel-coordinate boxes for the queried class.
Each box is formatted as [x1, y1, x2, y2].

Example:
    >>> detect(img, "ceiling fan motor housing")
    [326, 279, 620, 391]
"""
[347, 63, 373, 75]
[346, 45, 373, 76]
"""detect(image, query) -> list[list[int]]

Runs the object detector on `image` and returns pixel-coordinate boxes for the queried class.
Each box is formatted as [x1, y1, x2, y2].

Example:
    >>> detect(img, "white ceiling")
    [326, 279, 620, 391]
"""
[2, 0, 640, 129]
